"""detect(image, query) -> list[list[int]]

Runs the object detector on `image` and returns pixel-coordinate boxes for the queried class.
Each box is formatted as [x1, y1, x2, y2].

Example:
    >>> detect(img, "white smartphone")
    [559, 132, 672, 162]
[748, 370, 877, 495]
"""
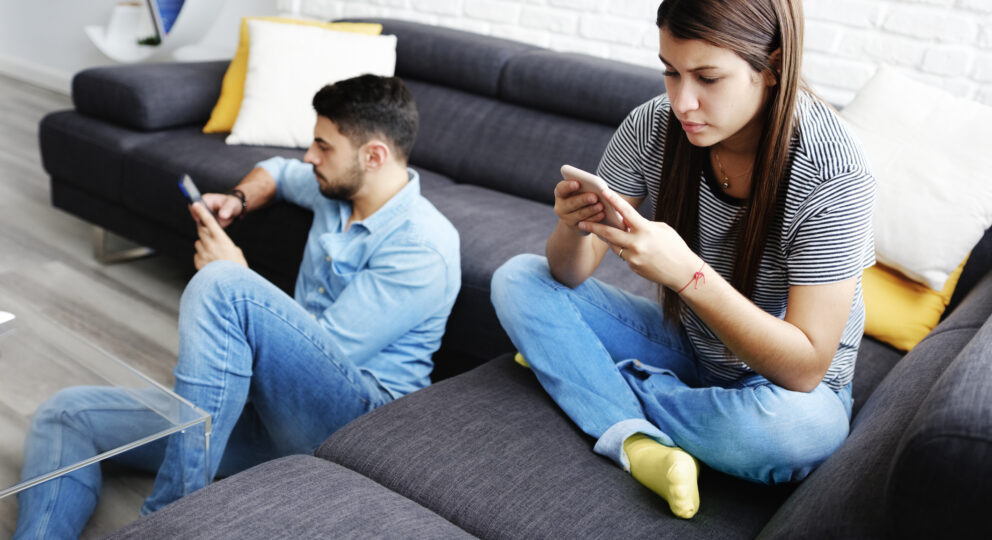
[0, 311, 15, 335]
[560, 164, 625, 229]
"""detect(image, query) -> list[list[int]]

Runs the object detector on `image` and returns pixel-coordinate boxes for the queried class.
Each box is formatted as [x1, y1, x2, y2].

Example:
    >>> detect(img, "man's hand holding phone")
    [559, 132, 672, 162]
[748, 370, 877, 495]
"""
[189, 203, 248, 270]
[180, 174, 248, 270]
[199, 193, 245, 228]
[180, 173, 246, 228]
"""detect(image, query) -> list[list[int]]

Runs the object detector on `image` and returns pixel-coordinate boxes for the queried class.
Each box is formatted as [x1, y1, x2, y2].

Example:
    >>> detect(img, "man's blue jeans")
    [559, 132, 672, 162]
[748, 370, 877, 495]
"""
[491, 254, 853, 484]
[15, 261, 391, 539]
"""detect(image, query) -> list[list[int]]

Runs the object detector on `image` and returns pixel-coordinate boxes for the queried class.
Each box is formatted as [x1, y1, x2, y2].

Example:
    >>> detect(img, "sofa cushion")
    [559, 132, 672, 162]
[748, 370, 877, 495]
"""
[862, 257, 968, 351]
[501, 50, 666, 127]
[226, 20, 397, 149]
[318, 355, 794, 539]
[886, 305, 992, 538]
[757, 272, 992, 539]
[106, 455, 472, 539]
[840, 66, 992, 292]
[72, 61, 227, 132]
[202, 19, 384, 134]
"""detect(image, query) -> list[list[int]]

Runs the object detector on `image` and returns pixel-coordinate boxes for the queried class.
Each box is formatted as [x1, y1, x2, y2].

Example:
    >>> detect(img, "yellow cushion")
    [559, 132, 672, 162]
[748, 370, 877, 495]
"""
[202, 18, 382, 134]
[863, 256, 968, 351]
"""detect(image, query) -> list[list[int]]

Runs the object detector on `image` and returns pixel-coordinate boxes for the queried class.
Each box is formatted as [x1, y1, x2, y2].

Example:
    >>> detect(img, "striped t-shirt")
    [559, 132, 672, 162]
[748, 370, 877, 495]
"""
[597, 92, 876, 391]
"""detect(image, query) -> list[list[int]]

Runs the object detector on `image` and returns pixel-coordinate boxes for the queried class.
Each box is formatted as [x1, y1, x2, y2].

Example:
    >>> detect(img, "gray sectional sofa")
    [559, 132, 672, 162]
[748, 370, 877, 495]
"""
[40, 18, 992, 539]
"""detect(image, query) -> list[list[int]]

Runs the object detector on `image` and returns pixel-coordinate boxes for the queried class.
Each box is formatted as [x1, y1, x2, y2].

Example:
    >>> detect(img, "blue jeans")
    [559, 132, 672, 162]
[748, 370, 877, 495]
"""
[490, 254, 853, 485]
[15, 261, 392, 539]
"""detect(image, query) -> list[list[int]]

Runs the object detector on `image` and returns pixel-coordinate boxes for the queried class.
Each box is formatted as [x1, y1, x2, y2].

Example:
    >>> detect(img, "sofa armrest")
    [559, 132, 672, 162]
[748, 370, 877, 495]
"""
[946, 225, 992, 315]
[886, 287, 992, 538]
[72, 61, 228, 132]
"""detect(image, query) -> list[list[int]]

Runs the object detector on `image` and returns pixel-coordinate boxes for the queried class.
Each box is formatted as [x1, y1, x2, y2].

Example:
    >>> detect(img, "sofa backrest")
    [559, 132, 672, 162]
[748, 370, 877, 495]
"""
[348, 18, 667, 206]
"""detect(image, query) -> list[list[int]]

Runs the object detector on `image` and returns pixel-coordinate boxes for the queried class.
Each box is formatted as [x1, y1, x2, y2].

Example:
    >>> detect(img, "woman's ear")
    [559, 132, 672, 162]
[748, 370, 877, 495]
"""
[765, 48, 783, 86]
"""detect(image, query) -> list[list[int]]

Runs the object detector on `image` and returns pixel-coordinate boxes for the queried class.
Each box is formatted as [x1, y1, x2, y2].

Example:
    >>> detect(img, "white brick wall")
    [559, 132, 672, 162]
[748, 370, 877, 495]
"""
[283, 0, 992, 107]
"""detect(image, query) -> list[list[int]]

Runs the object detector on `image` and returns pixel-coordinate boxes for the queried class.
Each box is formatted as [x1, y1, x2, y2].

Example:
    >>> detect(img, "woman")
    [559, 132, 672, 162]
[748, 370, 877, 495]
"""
[491, 0, 874, 519]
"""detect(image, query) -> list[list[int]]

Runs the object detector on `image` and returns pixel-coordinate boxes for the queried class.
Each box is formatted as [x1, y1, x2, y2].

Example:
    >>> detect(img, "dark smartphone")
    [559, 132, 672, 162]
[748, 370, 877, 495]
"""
[178, 174, 204, 206]
[179, 173, 218, 224]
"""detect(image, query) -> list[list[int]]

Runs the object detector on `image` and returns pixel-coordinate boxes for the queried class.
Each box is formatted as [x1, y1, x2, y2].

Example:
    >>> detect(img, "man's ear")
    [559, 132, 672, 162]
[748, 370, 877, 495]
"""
[362, 140, 390, 171]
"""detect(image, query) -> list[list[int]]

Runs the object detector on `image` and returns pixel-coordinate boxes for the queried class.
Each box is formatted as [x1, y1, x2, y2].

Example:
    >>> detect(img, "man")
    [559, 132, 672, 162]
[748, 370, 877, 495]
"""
[15, 75, 460, 539]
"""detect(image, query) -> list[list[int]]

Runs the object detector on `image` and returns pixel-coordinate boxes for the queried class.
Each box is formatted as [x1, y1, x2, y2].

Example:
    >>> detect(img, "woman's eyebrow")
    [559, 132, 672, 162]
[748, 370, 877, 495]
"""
[658, 54, 719, 72]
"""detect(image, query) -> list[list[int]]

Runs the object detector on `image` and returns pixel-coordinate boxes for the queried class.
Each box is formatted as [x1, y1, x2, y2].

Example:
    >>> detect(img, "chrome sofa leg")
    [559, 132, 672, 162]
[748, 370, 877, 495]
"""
[92, 226, 155, 264]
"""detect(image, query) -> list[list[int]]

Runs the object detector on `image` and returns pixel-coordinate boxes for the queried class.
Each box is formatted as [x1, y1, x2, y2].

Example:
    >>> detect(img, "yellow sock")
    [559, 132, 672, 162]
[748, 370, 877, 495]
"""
[623, 434, 701, 519]
[513, 352, 530, 369]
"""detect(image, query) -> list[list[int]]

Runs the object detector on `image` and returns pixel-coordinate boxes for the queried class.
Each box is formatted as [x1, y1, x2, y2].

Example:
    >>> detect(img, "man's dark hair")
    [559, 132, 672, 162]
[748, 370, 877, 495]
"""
[312, 74, 419, 161]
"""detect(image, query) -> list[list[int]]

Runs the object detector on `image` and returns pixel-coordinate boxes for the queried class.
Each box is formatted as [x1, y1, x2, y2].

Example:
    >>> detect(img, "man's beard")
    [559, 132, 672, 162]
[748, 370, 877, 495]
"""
[316, 158, 363, 200]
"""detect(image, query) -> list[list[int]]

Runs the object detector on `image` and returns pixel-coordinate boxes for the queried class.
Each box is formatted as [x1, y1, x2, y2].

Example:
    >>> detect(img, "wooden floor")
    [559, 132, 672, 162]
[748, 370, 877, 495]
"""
[0, 74, 195, 537]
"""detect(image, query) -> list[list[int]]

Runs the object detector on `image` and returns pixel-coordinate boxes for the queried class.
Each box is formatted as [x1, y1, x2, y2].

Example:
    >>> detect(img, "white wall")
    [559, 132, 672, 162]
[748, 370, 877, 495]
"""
[0, 0, 121, 92]
[0, 0, 277, 94]
[3, 0, 990, 105]
[284, 0, 992, 107]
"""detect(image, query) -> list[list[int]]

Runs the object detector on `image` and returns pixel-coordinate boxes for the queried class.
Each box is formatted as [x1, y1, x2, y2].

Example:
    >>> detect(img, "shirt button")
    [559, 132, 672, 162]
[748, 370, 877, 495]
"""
[318, 287, 325, 294]
[325, 256, 331, 262]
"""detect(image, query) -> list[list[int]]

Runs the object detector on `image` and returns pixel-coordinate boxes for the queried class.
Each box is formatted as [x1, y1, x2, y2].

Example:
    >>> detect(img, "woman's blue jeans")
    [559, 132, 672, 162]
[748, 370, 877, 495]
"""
[14, 261, 391, 539]
[491, 254, 853, 484]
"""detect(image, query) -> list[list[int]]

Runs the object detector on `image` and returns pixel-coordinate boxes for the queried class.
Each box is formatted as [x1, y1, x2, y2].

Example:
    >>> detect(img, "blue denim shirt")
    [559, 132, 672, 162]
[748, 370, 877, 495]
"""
[258, 157, 461, 399]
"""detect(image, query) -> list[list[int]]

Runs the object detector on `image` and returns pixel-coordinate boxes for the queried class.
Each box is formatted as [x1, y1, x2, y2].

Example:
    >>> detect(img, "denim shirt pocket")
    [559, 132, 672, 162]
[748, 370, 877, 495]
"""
[319, 233, 361, 279]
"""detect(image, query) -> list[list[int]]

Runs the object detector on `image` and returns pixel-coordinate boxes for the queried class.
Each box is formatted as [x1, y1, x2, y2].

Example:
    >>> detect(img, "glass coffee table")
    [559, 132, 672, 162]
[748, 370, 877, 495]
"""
[0, 307, 210, 515]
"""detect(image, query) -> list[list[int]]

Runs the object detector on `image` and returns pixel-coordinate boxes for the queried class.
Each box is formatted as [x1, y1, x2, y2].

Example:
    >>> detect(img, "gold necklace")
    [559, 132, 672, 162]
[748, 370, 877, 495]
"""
[712, 148, 751, 190]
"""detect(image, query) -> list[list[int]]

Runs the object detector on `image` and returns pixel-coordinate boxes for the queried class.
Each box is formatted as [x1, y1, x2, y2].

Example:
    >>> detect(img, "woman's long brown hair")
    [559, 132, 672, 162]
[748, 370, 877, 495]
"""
[654, 0, 806, 323]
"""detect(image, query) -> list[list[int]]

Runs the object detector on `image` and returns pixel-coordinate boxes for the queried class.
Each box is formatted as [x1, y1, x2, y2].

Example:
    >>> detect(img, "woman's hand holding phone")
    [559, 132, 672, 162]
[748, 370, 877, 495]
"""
[553, 179, 607, 236]
[578, 188, 701, 289]
[547, 165, 637, 286]
[559, 165, 626, 230]
[551, 164, 701, 289]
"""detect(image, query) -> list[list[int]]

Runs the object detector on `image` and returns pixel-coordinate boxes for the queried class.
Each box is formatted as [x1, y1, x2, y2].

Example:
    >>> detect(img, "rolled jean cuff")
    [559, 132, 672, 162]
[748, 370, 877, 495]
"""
[594, 419, 674, 471]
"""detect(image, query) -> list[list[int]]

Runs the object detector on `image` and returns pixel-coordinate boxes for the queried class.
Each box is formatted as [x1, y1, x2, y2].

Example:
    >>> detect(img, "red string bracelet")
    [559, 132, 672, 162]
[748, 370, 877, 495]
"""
[676, 262, 706, 294]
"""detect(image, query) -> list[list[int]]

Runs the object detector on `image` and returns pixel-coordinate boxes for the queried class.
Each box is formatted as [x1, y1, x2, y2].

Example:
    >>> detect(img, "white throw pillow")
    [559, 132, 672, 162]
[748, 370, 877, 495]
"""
[226, 19, 397, 148]
[840, 65, 992, 291]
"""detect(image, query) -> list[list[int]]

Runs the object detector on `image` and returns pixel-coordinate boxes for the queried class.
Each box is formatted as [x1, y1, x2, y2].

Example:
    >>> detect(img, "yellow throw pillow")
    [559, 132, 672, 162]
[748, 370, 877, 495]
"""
[863, 256, 969, 351]
[202, 17, 382, 134]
